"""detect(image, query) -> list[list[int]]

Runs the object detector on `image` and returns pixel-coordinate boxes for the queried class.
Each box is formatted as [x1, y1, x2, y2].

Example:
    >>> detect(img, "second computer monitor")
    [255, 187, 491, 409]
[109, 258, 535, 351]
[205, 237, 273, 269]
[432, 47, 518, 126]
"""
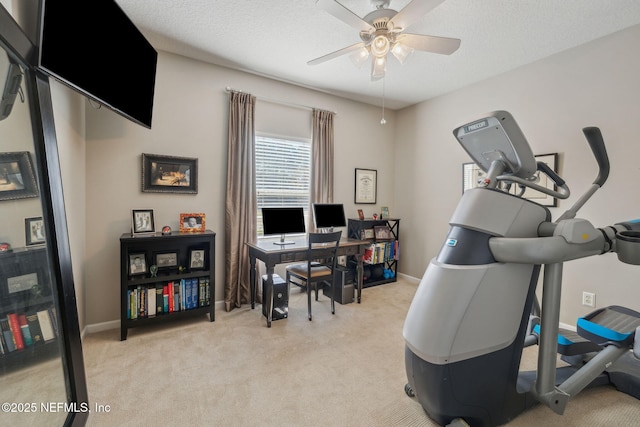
[313, 203, 346, 231]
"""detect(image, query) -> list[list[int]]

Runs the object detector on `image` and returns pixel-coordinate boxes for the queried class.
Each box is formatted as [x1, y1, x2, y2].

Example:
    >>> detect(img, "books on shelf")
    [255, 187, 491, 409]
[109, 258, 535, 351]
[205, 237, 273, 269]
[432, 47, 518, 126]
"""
[37, 309, 56, 342]
[0, 307, 59, 355]
[126, 277, 210, 320]
[363, 240, 399, 265]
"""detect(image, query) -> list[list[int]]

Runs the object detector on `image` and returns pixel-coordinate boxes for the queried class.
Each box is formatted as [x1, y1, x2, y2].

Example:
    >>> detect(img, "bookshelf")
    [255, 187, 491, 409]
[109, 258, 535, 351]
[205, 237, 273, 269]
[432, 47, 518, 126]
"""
[120, 230, 215, 340]
[347, 218, 400, 288]
[0, 246, 61, 370]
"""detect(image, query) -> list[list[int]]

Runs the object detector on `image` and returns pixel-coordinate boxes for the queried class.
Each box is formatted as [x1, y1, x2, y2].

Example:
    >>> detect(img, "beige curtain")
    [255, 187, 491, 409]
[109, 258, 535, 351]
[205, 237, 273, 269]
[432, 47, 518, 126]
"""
[310, 109, 335, 231]
[225, 91, 257, 311]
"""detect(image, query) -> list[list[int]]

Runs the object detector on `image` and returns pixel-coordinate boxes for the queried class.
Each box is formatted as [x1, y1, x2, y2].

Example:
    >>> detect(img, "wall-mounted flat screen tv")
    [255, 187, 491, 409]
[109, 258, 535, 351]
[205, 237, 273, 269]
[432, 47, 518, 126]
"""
[38, 0, 157, 128]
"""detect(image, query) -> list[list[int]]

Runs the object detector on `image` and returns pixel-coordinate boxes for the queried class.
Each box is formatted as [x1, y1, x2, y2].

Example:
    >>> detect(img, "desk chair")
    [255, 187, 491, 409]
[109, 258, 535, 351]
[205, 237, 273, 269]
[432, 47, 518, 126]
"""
[285, 231, 342, 321]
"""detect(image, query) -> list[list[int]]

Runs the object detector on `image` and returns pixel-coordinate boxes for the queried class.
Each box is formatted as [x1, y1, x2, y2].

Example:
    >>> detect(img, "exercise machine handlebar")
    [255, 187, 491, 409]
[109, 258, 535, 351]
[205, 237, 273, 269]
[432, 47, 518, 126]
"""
[497, 160, 571, 200]
[583, 127, 609, 187]
[556, 127, 610, 222]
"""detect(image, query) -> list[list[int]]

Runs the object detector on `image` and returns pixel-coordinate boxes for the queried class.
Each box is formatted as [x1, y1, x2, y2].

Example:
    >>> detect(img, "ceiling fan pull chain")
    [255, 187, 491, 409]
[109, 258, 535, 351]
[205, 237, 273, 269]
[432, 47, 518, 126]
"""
[380, 77, 387, 125]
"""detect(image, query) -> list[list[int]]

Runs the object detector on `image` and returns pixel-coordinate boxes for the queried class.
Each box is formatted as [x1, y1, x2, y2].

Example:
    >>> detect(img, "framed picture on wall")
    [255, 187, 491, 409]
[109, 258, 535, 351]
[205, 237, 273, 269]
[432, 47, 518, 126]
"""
[520, 153, 559, 207]
[142, 153, 198, 194]
[462, 162, 486, 193]
[355, 168, 377, 204]
[0, 151, 39, 201]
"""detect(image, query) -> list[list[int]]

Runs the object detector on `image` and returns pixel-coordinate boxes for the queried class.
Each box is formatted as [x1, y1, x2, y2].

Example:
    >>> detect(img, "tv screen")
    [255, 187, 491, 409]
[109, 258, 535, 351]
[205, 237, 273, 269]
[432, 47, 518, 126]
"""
[38, 0, 157, 128]
[313, 203, 346, 229]
[262, 207, 306, 238]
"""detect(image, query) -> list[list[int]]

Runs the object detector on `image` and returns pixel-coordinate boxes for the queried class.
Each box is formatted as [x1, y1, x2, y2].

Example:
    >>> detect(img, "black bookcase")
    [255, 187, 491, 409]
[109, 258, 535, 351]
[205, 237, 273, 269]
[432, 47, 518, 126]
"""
[347, 218, 400, 287]
[120, 231, 215, 340]
[0, 247, 61, 372]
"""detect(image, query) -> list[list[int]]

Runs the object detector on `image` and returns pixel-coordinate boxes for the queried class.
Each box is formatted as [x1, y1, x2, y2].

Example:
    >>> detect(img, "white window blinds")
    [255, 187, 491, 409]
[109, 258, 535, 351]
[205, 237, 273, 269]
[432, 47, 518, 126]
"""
[255, 136, 311, 236]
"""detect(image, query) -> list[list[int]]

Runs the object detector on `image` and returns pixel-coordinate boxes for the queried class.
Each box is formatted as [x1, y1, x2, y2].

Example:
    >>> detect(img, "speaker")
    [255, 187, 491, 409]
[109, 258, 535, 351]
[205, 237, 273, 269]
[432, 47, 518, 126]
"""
[323, 267, 354, 304]
[262, 274, 289, 320]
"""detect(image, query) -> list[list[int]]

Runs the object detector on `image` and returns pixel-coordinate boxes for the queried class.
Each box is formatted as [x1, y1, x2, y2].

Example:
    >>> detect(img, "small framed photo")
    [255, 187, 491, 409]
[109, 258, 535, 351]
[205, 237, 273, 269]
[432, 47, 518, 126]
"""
[380, 206, 390, 219]
[357, 209, 365, 220]
[129, 253, 147, 275]
[132, 209, 155, 235]
[361, 228, 375, 239]
[155, 251, 178, 269]
[25, 216, 45, 246]
[180, 213, 206, 232]
[189, 249, 205, 269]
[374, 225, 392, 240]
[141, 153, 198, 194]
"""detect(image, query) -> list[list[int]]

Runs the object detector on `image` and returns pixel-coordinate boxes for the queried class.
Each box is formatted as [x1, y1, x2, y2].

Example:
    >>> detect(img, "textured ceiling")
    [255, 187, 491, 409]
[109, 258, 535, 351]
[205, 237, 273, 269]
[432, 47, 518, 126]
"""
[115, 0, 640, 110]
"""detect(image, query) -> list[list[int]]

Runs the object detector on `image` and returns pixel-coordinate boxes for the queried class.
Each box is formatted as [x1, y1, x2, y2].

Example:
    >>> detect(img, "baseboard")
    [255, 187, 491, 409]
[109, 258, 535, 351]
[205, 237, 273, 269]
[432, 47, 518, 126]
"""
[82, 300, 226, 338]
[397, 272, 420, 284]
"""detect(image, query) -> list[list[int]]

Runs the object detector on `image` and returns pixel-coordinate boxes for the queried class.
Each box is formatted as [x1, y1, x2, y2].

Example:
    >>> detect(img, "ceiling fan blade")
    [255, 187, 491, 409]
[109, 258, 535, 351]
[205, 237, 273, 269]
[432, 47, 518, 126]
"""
[389, 0, 446, 31]
[308, 42, 366, 66]
[398, 33, 461, 55]
[317, 0, 374, 33]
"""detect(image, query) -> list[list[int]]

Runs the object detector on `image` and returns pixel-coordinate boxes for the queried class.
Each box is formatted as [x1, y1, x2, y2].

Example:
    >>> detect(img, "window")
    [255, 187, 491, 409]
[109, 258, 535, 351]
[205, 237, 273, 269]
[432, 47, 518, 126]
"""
[255, 135, 311, 237]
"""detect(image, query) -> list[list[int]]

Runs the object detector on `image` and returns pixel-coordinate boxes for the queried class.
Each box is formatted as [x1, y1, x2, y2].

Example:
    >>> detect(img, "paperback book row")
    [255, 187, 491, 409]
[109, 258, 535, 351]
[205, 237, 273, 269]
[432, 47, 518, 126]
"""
[0, 307, 58, 355]
[363, 240, 399, 265]
[127, 277, 210, 320]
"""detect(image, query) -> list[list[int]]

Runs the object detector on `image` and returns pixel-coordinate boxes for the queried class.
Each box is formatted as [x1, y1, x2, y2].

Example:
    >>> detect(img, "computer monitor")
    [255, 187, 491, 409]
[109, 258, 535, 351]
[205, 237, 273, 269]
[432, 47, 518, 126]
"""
[313, 203, 346, 231]
[261, 207, 306, 245]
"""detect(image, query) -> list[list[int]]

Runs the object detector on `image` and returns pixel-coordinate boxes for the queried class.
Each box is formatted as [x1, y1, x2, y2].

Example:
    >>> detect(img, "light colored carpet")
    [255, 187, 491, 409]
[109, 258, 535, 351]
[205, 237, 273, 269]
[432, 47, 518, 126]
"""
[80, 278, 640, 426]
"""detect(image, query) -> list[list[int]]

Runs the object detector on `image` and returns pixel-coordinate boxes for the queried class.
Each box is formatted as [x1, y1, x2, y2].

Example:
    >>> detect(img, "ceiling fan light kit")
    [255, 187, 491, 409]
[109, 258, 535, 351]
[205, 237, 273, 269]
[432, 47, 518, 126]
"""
[310, 0, 461, 81]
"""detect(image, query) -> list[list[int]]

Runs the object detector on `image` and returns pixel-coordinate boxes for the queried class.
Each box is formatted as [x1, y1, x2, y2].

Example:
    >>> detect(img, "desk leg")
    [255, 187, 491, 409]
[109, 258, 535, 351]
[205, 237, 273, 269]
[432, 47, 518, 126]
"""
[265, 265, 275, 328]
[355, 253, 364, 304]
[249, 255, 257, 309]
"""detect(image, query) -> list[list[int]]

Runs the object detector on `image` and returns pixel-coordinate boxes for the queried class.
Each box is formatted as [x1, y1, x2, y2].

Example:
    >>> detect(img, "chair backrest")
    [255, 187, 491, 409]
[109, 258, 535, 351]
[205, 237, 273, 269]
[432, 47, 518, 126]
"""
[307, 231, 342, 269]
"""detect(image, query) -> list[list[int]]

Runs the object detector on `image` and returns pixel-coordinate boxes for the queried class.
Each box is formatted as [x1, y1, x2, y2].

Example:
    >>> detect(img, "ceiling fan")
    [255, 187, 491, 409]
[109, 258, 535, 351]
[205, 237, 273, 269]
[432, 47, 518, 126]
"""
[308, 0, 461, 80]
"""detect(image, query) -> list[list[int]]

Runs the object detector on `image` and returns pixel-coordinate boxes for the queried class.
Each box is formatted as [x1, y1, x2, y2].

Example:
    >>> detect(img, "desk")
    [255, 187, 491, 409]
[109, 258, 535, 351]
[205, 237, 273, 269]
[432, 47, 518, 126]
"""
[247, 237, 368, 327]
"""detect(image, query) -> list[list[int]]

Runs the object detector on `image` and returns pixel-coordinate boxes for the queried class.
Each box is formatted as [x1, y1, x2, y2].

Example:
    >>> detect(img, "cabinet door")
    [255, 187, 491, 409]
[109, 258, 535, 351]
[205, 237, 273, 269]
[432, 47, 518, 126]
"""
[0, 8, 87, 426]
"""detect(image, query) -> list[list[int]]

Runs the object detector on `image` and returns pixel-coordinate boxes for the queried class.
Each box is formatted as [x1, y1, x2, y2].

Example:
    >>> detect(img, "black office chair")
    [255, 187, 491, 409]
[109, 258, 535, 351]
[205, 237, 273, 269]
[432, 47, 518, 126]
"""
[285, 231, 342, 321]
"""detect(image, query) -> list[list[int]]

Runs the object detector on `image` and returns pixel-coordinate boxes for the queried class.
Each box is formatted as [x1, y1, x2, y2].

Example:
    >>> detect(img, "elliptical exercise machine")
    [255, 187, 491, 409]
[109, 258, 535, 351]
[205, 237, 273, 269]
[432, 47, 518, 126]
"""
[403, 111, 640, 426]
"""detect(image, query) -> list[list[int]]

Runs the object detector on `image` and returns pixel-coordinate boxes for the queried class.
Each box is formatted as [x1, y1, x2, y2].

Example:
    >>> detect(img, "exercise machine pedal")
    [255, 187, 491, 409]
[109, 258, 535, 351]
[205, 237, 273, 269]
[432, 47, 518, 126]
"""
[532, 324, 601, 359]
[577, 305, 640, 347]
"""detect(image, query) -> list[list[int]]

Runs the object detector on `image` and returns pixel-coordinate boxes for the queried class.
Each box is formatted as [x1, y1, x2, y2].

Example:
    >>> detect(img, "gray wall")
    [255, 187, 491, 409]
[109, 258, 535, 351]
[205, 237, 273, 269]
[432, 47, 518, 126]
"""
[394, 24, 640, 326]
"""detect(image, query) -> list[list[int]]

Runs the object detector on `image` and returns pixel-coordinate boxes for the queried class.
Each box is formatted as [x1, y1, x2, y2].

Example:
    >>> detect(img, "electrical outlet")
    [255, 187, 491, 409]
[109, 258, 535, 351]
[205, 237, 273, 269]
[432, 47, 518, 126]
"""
[582, 291, 596, 307]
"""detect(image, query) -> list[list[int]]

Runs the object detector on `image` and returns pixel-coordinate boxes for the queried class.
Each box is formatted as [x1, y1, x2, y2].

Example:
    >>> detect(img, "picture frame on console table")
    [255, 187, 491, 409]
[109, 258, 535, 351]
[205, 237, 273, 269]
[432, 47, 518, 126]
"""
[189, 249, 205, 270]
[129, 253, 147, 276]
[180, 213, 206, 232]
[132, 209, 155, 235]
[25, 216, 46, 246]
[141, 153, 198, 194]
[355, 168, 377, 204]
[155, 251, 178, 269]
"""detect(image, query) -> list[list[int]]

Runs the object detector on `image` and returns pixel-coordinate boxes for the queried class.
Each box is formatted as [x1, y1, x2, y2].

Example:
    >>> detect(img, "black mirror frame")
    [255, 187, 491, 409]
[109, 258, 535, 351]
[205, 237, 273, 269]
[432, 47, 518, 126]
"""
[0, 5, 89, 426]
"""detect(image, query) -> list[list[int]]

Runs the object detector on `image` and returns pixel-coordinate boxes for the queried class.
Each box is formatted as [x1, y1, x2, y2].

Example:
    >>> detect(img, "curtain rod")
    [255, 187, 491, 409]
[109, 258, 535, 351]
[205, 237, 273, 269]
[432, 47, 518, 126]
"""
[225, 86, 337, 115]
